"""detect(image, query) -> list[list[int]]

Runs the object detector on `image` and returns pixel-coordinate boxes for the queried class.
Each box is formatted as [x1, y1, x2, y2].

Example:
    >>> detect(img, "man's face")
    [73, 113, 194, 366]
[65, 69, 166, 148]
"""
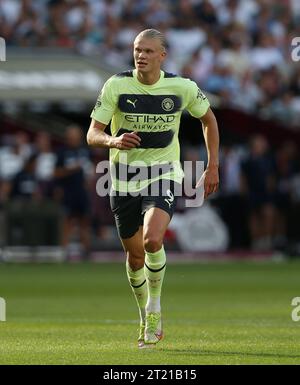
[133, 36, 166, 74]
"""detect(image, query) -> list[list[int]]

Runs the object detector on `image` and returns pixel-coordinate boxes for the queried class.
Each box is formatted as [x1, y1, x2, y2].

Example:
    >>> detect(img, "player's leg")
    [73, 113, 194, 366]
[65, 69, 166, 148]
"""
[143, 207, 169, 309]
[110, 194, 148, 347]
[121, 227, 147, 347]
[141, 180, 178, 345]
[143, 207, 171, 344]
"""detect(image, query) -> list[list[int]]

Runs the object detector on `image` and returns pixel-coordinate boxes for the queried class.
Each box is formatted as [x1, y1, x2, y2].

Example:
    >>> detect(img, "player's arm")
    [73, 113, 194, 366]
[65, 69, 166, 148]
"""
[87, 118, 141, 150]
[201, 107, 219, 170]
[197, 107, 219, 198]
[185, 81, 219, 198]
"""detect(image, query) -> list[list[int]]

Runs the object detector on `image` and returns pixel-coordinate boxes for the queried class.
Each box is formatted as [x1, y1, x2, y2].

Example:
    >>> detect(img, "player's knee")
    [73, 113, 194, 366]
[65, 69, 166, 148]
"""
[143, 234, 162, 253]
[127, 251, 144, 271]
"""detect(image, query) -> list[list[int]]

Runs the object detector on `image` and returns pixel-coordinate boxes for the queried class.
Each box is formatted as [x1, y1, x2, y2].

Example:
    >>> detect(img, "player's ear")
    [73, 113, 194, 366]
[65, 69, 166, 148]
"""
[160, 50, 167, 61]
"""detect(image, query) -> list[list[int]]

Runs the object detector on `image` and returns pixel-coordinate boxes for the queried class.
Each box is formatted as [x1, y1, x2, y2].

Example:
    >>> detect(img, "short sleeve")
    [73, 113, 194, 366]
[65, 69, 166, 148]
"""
[90, 78, 117, 124]
[185, 80, 210, 118]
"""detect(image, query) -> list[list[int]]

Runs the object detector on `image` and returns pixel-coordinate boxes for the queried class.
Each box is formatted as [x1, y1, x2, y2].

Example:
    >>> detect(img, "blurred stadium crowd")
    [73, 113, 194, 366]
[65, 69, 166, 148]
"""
[0, 127, 114, 257]
[1, 0, 300, 256]
[0, 128, 299, 254]
[1, 0, 300, 126]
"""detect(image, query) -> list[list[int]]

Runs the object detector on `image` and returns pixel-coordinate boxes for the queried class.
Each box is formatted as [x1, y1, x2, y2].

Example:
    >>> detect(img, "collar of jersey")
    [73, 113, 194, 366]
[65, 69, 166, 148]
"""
[132, 69, 164, 88]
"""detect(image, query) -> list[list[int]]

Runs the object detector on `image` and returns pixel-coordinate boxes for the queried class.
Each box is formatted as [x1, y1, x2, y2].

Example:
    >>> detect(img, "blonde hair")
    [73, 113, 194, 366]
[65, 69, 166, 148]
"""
[135, 29, 167, 51]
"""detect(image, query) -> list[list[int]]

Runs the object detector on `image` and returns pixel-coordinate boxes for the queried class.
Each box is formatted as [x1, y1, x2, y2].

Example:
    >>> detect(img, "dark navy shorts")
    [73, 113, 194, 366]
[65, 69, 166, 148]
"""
[110, 180, 180, 239]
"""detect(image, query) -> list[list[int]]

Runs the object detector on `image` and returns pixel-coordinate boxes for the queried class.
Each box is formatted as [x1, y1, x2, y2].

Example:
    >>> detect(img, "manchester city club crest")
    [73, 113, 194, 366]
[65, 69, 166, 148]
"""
[161, 98, 174, 112]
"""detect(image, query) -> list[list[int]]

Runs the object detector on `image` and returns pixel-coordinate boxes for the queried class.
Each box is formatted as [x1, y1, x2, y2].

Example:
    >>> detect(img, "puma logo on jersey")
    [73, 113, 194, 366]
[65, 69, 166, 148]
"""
[127, 99, 137, 108]
[164, 189, 174, 208]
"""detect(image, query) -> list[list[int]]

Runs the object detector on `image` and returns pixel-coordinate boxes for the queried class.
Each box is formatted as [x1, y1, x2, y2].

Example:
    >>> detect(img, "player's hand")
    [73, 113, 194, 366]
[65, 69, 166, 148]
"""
[196, 165, 219, 199]
[112, 132, 141, 150]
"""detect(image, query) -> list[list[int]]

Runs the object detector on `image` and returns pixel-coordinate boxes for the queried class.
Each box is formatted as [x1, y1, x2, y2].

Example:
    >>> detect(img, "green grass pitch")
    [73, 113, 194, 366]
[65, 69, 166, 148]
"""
[0, 261, 299, 365]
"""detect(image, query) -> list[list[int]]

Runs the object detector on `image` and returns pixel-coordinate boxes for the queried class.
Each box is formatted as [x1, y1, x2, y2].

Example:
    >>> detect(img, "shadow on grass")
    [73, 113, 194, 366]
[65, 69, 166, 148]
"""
[162, 349, 300, 359]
